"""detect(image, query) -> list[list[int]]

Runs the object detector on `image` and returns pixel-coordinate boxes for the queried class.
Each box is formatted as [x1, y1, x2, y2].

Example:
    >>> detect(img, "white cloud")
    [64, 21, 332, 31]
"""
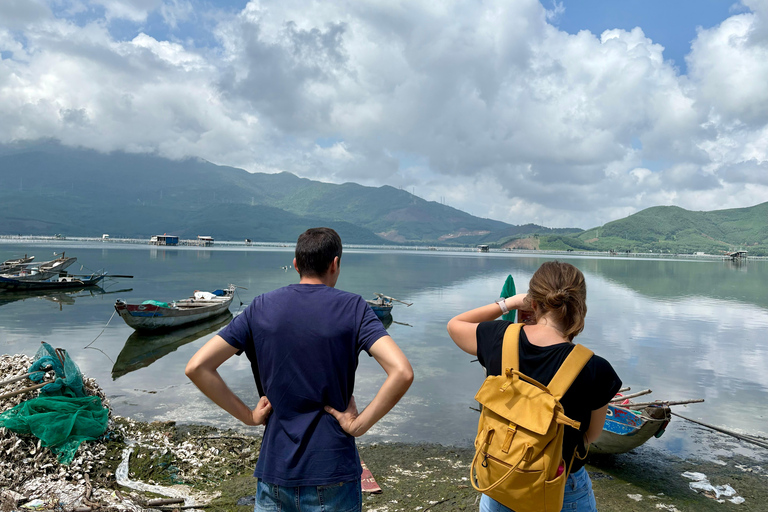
[0, 0, 767, 228]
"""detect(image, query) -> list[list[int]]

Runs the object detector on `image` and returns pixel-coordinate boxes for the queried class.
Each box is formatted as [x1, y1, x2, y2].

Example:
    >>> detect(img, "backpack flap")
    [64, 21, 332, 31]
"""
[474, 373, 557, 436]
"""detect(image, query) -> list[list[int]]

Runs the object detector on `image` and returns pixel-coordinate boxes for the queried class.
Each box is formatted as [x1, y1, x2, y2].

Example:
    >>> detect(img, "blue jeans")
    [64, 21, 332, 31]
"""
[479, 467, 597, 512]
[255, 478, 362, 512]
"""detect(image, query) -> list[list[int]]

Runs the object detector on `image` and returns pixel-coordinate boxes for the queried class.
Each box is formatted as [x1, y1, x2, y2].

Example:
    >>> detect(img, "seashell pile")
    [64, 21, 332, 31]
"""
[1, 352, 261, 511]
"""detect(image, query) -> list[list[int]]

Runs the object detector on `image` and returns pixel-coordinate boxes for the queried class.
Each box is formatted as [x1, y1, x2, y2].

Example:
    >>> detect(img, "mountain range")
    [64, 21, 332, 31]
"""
[1, 141, 765, 255]
[0, 141, 574, 244]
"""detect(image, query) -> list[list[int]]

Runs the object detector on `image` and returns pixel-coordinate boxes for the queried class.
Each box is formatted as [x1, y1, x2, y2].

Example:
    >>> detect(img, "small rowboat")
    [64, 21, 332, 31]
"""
[366, 293, 412, 320]
[591, 402, 671, 454]
[112, 312, 233, 378]
[0, 273, 106, 291]
[366, 295, 393, 319]
[114, 285, 236, 332]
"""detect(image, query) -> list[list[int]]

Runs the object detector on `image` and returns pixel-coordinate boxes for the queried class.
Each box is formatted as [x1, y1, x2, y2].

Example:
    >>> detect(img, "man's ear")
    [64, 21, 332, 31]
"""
[293, 257, 300, 274]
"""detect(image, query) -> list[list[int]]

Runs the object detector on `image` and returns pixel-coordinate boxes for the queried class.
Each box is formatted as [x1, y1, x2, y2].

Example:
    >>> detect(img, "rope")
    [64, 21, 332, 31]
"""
[671, 411, 768, 450]
[83, 309, 117, 363]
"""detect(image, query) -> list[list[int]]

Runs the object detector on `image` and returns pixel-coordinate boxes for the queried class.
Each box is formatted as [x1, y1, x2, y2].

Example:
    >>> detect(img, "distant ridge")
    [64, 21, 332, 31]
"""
[536, 203, 768, 256]
[0, 141, 565, 244]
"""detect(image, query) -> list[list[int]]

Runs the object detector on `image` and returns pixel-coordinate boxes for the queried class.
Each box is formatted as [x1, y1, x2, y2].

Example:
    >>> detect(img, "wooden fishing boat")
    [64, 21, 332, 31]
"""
[0, 272, 105, 291]
[0, 255, 34, 273]
[111, 312, 233, 378]
[366, 295, 393, 318]
[590, 402, 671, 454]
[1, 253, 77, 281]
[366, 293, 412, 320]
[114, 285, 236, 332]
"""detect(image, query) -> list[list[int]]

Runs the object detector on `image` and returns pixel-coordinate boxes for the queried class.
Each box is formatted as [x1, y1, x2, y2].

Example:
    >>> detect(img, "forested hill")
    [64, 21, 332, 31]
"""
[537, 203, 768, 256]
[0, 141, 565, 244]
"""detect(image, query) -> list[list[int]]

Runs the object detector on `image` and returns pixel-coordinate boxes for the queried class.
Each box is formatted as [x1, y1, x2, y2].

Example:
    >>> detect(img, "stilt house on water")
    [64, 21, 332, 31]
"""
[150, 235, 179, 246]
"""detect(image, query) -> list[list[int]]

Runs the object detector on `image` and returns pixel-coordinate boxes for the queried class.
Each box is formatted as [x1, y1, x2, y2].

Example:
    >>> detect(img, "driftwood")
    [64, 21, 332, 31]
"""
[624, 399, 704, 409]
[147, 498, 185, 506]
[610, 389, 652, 402]
[671, 412, 768, 450]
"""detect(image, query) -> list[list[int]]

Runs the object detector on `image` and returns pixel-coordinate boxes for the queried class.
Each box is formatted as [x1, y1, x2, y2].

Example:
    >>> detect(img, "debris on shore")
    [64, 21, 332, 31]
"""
[0, 353, 261, 511]
[2, 351, 767, 512]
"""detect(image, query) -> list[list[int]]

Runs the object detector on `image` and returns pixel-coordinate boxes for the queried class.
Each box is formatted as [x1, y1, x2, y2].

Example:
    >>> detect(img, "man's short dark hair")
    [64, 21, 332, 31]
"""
[295, 227, 343, 278]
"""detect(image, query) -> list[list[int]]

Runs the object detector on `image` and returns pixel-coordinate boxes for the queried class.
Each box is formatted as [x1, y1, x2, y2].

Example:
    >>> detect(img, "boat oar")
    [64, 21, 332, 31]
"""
[624, 399, 704, 409]
[610, 389, 652, 402]
[107, 275, 134, 278]
[671, 411, 768, 450]
[374, 293, 413, 306]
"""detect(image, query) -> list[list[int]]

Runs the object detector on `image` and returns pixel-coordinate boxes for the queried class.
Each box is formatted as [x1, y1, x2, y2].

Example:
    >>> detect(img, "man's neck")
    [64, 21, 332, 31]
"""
[299, 276, 335, 287]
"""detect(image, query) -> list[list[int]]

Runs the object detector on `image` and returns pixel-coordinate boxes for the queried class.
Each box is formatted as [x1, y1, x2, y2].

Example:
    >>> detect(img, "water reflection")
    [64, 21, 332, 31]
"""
[111, 312, 233, 379]
[0, 286, 133, 310]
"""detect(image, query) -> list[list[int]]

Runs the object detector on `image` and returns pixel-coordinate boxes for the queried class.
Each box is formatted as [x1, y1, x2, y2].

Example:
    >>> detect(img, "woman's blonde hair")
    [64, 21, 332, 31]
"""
[525, 261, 587, 341]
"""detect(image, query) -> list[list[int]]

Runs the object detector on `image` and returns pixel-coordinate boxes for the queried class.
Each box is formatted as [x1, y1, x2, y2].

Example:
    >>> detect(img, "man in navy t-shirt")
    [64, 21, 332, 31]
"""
[186, 227, 413, 512]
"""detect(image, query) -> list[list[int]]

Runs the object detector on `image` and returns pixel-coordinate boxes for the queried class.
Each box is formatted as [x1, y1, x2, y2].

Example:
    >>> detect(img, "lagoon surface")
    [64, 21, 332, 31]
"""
[1, 241, 766, 460]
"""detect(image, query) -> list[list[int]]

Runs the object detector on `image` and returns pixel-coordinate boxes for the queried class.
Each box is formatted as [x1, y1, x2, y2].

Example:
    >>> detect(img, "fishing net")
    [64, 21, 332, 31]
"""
[0, 395, 108, 464]
[28, 342, 85, 397]
[0, 342, 109, 464]
[142, 299, 170, 308]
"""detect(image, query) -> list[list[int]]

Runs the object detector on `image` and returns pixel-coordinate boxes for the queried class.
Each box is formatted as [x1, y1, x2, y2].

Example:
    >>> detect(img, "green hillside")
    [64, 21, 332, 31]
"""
[0, 141, 556, 244]
[535, 204, 768, 256]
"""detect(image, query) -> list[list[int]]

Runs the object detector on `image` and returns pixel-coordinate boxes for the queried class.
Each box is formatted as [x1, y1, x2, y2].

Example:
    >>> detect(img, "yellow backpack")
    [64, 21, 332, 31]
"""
[471, 323, 593, 512]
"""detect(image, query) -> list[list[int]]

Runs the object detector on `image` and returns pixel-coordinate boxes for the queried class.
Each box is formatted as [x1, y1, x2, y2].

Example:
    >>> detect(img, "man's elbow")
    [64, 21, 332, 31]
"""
[185, 359, 201, 382]
[397, 362, 414, 391]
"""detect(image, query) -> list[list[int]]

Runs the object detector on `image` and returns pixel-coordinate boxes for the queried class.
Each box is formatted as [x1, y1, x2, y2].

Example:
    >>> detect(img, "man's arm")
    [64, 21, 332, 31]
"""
[185, 335, 272, 426]
[324, 335, 413, 437]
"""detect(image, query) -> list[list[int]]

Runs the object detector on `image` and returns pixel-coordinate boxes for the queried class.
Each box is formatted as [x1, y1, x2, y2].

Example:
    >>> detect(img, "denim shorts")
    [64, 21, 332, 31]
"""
[255, 478, 362, 512]
[479, 467, 597, 512]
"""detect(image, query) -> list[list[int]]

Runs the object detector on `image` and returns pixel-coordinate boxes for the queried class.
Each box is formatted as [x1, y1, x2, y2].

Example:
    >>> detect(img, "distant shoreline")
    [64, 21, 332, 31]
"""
[1, 234, 764, 261]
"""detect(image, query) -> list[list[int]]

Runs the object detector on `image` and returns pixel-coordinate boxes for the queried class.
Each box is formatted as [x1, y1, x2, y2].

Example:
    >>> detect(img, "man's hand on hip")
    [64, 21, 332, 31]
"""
[252, 396, 272, 426]
[325, 396, 362, 436]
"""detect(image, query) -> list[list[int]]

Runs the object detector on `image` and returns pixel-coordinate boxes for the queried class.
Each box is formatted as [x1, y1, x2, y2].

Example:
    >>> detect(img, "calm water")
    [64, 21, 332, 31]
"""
[1, 241, 766, 459]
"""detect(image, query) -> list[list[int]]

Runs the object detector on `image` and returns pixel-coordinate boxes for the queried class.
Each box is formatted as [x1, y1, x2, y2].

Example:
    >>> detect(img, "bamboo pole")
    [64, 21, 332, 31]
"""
[0, 381, 49, 401]
[623, 399, 704, 409]
[671, 412, 768, 450]
[0, 372, 32, 388]
[617, 387, 630, 393]
[610, 389, 652, 402]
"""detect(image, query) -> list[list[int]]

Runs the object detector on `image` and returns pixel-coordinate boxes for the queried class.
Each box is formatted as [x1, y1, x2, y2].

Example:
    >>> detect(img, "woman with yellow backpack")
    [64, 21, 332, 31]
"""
[447, 261, 622, 512]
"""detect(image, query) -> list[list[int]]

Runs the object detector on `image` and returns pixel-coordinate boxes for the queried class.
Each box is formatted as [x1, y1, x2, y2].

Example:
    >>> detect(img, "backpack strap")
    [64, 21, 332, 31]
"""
[547, 344, 593, 400]
[500, 323, 524, 372]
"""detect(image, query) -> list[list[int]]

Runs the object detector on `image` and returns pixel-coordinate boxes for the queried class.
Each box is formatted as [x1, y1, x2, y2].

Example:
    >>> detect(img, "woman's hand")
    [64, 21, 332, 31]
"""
[504, 293, 530, 311]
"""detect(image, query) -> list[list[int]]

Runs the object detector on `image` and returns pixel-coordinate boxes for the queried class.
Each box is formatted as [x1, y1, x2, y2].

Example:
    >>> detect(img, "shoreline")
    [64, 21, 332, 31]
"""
[1, 235, 762, 261]
[4, 417, 766, 512]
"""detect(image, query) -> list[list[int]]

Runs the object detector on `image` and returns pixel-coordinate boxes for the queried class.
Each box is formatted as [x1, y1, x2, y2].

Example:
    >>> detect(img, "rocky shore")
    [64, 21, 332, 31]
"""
[1, 353, 767, 512]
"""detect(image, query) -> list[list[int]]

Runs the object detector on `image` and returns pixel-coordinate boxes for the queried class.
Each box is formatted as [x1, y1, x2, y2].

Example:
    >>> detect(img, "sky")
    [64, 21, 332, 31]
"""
[1, 0, 768, 229]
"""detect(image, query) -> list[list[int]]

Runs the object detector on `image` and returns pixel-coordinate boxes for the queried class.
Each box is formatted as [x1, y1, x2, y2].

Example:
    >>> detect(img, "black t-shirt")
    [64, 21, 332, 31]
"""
[476, 321, 622, 473]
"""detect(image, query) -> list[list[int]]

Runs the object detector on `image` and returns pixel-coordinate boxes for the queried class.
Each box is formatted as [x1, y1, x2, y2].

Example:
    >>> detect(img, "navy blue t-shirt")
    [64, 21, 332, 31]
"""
[218, 284, 389, 486]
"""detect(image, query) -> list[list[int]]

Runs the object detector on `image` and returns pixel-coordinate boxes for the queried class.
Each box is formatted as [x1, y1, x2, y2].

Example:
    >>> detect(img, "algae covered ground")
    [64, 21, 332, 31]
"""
[120, 420, 767, 512]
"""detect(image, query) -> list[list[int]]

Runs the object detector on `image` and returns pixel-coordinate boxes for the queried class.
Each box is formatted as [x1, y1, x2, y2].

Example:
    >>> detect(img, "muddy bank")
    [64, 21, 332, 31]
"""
[1, 348, 766, 511]
[2, 415, 766, 511]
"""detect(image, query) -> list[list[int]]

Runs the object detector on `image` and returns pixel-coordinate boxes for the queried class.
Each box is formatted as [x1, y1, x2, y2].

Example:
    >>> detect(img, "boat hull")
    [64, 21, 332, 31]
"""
[115, 288, 235, 332]
[0, 274, 105, 291]
[112, 312, 233, 378]
[590, 404, 671, 454]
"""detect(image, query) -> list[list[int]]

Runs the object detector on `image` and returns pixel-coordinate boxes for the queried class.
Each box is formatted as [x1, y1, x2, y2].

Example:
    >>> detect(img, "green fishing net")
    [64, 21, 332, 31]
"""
[0, 395, 108, 464]
[0, 342, 109, 464]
